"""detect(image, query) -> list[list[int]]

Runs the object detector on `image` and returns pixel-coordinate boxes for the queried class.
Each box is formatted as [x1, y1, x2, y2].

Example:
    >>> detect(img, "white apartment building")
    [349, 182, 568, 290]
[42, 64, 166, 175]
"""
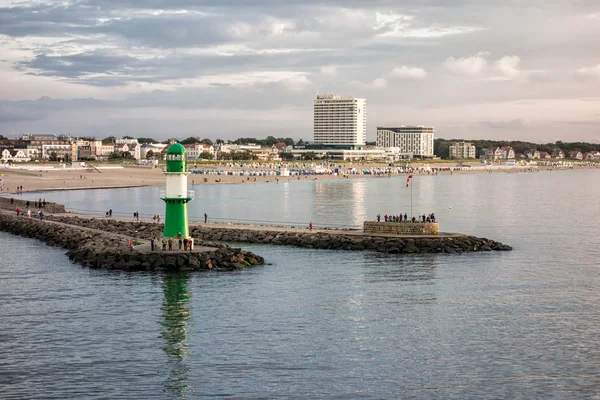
[449, 141, 477, 159]
[41, 143, 74, 161]
[116, 138, 139, 146]
[100, 144, 115, 156]
[376, 126, 434, 157]
[140, 143, 167, 159]
[314, 94, 367, 148]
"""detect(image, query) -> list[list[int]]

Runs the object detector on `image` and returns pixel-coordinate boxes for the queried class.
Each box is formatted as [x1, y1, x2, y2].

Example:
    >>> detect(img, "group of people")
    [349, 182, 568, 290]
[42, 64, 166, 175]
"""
[10, 197, 46, 209]
[152, 214, 161, 223]
[149, 236, 194, 252]
[377, 213, 436, 223]
[105, 209, 113, 217]
[133, 211, 140, 220]
[15, 207, 44, 220]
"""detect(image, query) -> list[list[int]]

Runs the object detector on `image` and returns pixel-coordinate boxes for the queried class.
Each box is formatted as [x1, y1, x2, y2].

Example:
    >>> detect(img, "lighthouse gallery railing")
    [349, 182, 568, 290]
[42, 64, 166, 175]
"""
[160, 190, 195, 199]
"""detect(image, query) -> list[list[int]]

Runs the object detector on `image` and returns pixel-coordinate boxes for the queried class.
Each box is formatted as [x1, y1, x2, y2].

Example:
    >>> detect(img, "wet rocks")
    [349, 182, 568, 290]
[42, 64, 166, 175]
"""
[189, 226, 513, 254]
[0, 214, 264, 272]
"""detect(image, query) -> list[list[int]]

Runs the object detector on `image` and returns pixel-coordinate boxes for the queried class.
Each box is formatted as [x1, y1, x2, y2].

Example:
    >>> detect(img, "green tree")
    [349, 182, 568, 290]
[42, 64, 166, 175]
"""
[102, 136, 116, 144]
[49, 151, 58, 161]
[179, 137, 200, 145]
[296, 139, 305, 146]
[301, 152, 317, 160]
[283, 138, 295, 146]
[137, 137, 158, 144]
[146, 150, 155, 159]
[199, 151, 214, 160]
[199, 138, 213, 145]
[122, 151, 133, 159]
[108, 152, 121, 160]
[264, 136, 278, 146]
[122, 135, 134, 139]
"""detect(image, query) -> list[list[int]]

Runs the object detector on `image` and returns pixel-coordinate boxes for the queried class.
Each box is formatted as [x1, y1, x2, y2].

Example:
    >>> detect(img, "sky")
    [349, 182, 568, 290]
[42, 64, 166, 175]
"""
[0, 0, 599, 142]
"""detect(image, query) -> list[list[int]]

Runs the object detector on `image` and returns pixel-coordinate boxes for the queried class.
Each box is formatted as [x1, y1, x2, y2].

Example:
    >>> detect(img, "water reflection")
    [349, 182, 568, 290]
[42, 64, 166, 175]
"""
[161, 273, 193, 395]
[313, 180, 368, 227]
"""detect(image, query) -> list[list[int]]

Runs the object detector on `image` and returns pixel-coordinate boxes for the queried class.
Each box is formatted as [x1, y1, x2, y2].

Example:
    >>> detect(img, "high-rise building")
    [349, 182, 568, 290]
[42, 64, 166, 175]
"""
[376, 126, 434, 157]
[314, 94, 366, 149]
[449, 141, 477, 159]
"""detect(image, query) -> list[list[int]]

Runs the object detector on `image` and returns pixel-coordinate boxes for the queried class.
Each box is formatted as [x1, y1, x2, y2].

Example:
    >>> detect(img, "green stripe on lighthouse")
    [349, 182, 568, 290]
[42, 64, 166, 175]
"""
[162, 143, 192, 238]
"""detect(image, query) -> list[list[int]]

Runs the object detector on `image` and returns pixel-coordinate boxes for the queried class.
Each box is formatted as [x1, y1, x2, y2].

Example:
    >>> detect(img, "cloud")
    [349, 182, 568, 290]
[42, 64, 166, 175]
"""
[495, 55, 521, 78]
[371, 77, 387, 88]
[390, 66, 427, 80]
[0, 0, 599, 141]
[373, 11, 481, 38]
[282, 75, 312, 91]
[320, 65, 337, 76]
[351, 77, 387, 89]
[443, 53, 489, 75]
[575, 64, 600, 80]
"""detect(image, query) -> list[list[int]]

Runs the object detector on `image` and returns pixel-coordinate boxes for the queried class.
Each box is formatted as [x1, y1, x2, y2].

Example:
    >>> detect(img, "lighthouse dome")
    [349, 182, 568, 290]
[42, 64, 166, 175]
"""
[167, 143, 186, 155]
[165, 143, 187, 172]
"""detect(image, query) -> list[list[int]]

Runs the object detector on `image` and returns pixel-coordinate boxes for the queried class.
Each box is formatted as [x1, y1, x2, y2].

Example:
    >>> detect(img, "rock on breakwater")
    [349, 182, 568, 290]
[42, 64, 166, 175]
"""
[0, 213, 264, 271]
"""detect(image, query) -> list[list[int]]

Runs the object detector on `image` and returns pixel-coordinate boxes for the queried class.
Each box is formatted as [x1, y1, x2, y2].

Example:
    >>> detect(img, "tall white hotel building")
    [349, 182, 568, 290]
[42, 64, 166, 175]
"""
[313, 94, 367, 149]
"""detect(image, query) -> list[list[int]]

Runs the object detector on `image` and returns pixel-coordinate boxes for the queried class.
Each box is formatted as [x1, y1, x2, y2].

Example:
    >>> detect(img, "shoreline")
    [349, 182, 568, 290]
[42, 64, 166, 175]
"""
[0, 163, 598, 196]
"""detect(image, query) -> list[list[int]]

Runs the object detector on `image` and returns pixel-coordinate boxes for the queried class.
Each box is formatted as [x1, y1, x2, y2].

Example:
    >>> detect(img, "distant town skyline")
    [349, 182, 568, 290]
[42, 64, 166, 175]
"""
[0, 1, 599, 142]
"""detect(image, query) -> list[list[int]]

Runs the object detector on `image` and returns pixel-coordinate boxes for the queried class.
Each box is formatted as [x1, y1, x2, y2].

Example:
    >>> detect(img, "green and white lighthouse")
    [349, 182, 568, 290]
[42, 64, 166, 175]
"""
[162, 143, 193, 239]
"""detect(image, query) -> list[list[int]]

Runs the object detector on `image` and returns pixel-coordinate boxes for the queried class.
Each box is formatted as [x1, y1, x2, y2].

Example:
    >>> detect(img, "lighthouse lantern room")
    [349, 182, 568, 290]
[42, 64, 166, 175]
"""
[162, 143, 194, 239]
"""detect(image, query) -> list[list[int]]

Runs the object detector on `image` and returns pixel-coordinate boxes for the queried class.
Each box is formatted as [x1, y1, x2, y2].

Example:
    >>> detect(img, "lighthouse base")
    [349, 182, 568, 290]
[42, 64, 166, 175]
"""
[162, 198, 191, 238]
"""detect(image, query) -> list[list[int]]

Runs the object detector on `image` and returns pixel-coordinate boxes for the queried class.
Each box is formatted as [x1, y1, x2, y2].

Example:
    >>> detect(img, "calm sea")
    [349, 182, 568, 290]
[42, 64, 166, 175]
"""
[1, 169, 599, 398]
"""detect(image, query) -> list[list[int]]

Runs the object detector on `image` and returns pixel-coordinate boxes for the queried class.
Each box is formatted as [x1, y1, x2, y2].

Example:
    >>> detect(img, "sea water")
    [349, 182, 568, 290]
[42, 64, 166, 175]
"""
[1, 169, 599, 398]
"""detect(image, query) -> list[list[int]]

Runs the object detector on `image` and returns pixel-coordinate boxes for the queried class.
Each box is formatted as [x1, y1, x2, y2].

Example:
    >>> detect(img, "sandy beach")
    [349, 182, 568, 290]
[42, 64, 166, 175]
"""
[0, 161, 594, 195]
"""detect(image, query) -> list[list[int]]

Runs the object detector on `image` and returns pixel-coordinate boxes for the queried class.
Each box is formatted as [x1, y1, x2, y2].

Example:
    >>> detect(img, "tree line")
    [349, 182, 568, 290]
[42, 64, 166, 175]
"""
[434, 139, 600, 159]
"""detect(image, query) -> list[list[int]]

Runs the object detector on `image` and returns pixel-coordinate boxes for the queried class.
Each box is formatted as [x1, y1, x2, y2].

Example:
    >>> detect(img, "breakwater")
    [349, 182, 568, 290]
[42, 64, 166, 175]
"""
[0, 213, 264, 271]
[0, 196, 66, 213]
[44, 215, 512, 254]
[193, 225, 512, 253]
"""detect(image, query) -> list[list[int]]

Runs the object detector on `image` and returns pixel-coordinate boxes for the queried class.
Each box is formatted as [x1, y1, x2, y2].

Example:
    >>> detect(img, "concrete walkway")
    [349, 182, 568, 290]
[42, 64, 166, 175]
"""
[46, 211, 467, 239]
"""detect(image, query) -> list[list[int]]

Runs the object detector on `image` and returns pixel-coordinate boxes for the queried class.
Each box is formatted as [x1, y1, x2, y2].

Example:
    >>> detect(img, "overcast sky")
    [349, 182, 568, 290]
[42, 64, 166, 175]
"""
[0, 0, 599, 142]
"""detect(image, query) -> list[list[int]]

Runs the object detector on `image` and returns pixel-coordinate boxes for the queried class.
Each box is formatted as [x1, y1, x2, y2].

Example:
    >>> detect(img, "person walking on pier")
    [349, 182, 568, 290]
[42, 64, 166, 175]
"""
[151, 237, 155, 251]
[168, 238, 173, 251]
[162, 238, 167, 251]
[128, 240, 133, 253]
[27, 210, 31, 219]
[204, 213, 208, 223]
[178, 238, 182, 250]
[309, 221, 313, 231]
[109, 209, 112, 217]
[377, 214, 381, 222]
[16, 207, 20, 216]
